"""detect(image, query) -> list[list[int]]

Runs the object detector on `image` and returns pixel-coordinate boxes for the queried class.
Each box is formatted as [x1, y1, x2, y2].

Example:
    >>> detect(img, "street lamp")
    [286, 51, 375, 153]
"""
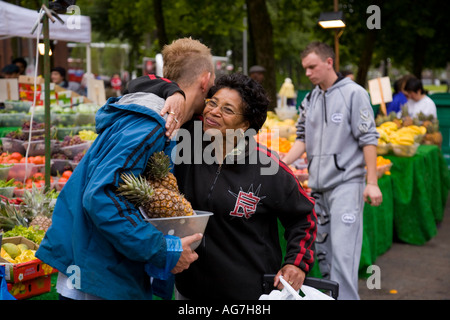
[317, 10, 345, 72]
[318, 11, 345, 29]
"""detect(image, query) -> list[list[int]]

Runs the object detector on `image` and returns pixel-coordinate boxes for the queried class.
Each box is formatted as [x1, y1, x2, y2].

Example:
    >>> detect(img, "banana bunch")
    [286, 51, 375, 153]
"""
[378, 121, 398, 135]
[376, 122, 427, 146]
[377, 127, 391, 144]
[405, 125, 427, 136]
[389, 130, 415, 146]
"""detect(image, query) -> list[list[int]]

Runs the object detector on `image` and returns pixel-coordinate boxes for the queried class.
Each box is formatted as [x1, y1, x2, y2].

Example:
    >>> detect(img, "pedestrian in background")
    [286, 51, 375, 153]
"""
[282, 41, 382, 300]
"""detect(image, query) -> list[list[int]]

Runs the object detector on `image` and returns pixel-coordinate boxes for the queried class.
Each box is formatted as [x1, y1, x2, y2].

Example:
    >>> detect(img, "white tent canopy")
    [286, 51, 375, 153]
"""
[0, 1, 91, 43]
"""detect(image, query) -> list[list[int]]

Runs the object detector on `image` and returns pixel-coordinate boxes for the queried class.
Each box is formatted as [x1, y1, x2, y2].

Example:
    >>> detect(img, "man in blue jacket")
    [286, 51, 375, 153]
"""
[36, 38, 215, 300]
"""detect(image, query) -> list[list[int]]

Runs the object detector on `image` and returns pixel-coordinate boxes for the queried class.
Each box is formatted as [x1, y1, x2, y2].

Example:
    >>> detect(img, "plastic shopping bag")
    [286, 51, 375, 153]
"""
[259, 275, 334, 300]
[1, 265, 16, 300]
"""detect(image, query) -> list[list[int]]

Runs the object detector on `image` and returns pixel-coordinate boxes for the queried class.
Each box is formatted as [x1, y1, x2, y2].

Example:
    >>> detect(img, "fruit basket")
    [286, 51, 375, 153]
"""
[60, 142, 90, 159]
[376, 143, 391, 155]
[7, 163, 39, 181]
[75, 113, 96, 126]
[0, 113, 27, 127]
[376, 163, 393, 178]
[22, 126, 56, 138]
[274, 106, 298, 121]
[0, 165, 14, 180]
[50, 159, 71, 176]
[1, 138, 26, 155]
[392, 143, 419, 157]
[52, 113, 77, 127]
[0, 186, 15, 198]
[55, 127, 79, 140]
[4, 101, 32, 113]
[140, 209, 213, 250]
[22, 140, 58, 157]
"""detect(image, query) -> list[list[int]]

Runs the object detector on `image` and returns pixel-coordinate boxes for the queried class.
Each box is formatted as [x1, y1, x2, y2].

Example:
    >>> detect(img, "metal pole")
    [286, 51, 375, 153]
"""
[243, 4, 248, 75]
[334, 0, 340, 72]
[43, 0, 51, 190]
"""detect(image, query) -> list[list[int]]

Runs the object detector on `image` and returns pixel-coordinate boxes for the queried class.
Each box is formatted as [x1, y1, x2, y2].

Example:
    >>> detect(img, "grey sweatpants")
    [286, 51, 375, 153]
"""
[313, 182, 364, 300]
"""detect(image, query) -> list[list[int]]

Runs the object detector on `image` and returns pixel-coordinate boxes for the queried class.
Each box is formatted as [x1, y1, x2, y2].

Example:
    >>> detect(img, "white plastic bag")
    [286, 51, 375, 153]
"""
[259, 275, 334, 300]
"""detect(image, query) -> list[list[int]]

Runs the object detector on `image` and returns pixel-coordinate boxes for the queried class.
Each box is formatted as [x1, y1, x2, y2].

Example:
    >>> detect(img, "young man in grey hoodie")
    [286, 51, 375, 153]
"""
[282, 41, 382, 300]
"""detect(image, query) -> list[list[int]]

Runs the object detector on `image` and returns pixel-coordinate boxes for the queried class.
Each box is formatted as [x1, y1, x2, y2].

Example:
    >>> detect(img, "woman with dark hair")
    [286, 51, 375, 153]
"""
[404, 76, 437, 118]
[174, 73, 317, 300]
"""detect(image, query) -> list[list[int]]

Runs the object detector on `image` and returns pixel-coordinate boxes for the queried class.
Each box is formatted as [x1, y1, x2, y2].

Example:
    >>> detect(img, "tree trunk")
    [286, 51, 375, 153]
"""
[246, 0, 277, 110]
[356, 29, 377, 88]
[412, 36, 426, 79]
[153, 0, 168, 50]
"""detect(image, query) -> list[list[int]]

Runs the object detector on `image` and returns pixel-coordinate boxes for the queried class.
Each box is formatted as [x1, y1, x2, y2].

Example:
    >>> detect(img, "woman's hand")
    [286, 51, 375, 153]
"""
[274, 264, 306, 292]
[160, 92, 186, 138]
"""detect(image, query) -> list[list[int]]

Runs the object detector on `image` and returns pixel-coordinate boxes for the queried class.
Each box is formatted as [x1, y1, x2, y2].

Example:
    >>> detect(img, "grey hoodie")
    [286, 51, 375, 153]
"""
[296, 77, 379, 191]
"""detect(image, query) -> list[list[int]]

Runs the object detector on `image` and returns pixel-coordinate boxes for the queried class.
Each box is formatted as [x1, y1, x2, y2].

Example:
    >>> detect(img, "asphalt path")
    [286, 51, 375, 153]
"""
[358, 193, 450, 300]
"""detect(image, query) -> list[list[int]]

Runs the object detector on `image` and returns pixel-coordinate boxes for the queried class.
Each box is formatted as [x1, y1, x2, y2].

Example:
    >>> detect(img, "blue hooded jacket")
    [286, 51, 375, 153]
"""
[36, 92, 182, 300]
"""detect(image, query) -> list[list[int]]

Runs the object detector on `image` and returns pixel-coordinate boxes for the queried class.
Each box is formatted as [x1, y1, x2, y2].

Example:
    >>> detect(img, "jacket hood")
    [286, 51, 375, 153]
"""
[95, 92, 167, 134]
[315, 73, 350, 94]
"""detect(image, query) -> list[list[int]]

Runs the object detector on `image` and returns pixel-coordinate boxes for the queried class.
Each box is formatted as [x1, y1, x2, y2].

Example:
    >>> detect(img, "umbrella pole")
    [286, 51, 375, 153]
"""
[43, 0, 51, 190]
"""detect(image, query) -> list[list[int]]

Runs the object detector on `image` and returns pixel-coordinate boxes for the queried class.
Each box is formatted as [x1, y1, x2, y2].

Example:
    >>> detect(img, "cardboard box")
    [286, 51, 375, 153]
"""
[7, 275, 51, 300]
[0, 236, 57, 283]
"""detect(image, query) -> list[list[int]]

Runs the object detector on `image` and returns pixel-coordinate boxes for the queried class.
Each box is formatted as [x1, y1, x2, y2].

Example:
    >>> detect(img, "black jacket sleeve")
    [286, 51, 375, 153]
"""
[277, 175, 317, 273]
[123, 74, 185, 99]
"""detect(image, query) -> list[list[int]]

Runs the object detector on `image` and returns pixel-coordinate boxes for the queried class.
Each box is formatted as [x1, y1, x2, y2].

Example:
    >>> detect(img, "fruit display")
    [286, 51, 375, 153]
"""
[117, 152, 194, 218]
[375, 106, 442, 156]
[1, 242, 36, 264]
[255, 131, 293, 154]
[2, 225, 45, 245]
[0, 184, 56, 233]
[375, 156, 392, 178]
[60, 135, 86, 147]
[262, 111, 298, 140]
[376, 120, 426, 157]
[78, 129, 98, 141]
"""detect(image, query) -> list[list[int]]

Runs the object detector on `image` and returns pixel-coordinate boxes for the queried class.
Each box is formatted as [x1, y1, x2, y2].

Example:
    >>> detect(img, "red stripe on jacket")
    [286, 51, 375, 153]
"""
[148, 74, 172, 83]
[256, 145, 317, 271]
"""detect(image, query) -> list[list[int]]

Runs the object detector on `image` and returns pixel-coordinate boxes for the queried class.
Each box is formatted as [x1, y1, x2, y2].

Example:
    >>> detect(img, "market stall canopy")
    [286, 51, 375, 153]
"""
[0, 1, 91, 43]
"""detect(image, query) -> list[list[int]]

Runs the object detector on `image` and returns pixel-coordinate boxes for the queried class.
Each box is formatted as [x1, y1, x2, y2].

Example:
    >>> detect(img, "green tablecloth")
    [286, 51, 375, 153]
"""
[280, 144, 450, 279]
[385, 145, 450, 245]
[359, 174, 394, 276]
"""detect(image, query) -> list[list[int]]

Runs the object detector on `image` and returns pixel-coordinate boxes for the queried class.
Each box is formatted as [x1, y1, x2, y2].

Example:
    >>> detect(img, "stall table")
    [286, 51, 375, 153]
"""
[282, 144, 449, 279]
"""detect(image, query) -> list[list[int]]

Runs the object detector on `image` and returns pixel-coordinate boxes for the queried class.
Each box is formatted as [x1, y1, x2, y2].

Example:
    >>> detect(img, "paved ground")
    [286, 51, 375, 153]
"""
[358, 193, 450, 300]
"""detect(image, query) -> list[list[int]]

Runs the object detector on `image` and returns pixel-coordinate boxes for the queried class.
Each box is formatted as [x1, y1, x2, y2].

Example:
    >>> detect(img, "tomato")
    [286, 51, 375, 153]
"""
[62, 170, 72, 179]
[32, 156, 44, 165]
[33, 172, 45, 180]
[13, 181, 24, 187]
[58, 177, 68, 183]
[10, 152, 23, 161]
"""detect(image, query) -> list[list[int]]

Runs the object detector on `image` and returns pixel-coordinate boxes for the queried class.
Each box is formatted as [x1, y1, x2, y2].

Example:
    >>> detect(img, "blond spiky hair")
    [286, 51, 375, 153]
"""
[162, 37, 214, 88]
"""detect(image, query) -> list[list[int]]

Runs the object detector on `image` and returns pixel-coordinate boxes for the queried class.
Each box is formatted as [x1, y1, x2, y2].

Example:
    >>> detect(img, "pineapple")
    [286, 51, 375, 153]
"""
[23, 184, 55, 232]
[117, 173, 154, 206]
[145, 151, 179, 192]
[117, 157, 194, 218]
[0, 201, 28, 232]
[146, 187, 194, 218]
